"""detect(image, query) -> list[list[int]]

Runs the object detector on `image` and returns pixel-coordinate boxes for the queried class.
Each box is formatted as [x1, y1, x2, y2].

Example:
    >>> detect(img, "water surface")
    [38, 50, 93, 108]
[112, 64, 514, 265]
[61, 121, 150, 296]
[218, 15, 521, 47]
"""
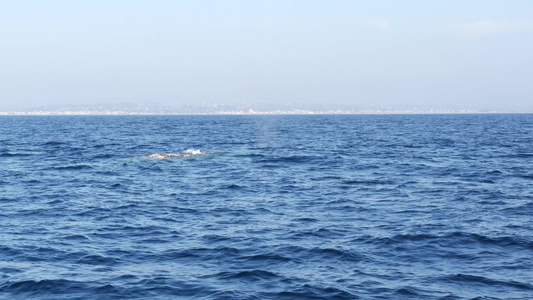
[1, 114, 532, 299]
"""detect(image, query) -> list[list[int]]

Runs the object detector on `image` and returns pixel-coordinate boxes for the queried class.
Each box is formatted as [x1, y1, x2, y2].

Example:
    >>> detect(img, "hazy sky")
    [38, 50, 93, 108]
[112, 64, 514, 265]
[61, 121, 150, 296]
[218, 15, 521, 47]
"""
[1, 1, 533, 111]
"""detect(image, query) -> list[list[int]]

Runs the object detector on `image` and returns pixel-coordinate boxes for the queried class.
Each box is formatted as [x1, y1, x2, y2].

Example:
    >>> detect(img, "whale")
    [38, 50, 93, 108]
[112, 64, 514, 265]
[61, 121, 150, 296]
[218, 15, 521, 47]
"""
[146, 153, 185, 159]
[146, 149, 204, 159]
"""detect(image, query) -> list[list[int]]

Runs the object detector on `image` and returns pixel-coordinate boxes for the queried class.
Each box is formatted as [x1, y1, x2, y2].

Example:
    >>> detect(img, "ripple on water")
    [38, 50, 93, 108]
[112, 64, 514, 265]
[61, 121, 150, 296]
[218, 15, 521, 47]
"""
[1, 115, 532, 299]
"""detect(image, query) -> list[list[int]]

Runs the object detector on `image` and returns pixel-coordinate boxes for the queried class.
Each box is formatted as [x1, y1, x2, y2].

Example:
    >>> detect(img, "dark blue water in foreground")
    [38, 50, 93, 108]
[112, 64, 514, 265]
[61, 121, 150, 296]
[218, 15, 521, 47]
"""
[1, 114, 532, 300]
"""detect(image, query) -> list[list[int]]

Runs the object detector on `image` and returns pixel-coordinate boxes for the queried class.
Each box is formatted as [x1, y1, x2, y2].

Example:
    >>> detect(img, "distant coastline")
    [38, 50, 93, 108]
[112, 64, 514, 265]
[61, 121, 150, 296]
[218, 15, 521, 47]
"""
[1, 103, 530, 115]
[0, 109, 529, 116]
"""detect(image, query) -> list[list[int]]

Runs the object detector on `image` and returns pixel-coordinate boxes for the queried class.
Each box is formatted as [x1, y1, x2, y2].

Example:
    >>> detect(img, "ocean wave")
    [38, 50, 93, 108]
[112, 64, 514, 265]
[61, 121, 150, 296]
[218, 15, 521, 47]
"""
[208, 269, 282, 281]
[2, 114, 533, 299]
[93, 153, 115, 159]
[442, 274, 533, 290]
[43, 141, 65, 146]
[256, 155, 319, 164]
[265, 285, 357, 300]
[0, 279, 112, 299]
[342, 178, 396, 185]
[0, 152, 34, 157]
[76, 254, 119, 266]
[49, 164, 93, 170]
[239, 253, 293, 263]
[502, 202, 533, 215]
[363, 232, 533, 251]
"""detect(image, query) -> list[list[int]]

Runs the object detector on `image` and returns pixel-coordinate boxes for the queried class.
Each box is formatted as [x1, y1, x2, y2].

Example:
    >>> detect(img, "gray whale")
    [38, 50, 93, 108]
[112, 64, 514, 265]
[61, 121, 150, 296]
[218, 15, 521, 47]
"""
[146, 153, 185, 159]
[146, 149, 204, 159]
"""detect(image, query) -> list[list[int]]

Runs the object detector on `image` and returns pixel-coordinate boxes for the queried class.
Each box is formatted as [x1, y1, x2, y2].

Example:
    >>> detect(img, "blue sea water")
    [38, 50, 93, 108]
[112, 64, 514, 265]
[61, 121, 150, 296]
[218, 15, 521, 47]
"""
[0, 114, 532, 300]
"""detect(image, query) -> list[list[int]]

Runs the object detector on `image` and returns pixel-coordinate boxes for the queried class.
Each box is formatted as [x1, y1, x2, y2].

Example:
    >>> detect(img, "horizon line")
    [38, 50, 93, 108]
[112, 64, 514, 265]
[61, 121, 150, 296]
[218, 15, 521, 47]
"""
[1, 111, 532, 116]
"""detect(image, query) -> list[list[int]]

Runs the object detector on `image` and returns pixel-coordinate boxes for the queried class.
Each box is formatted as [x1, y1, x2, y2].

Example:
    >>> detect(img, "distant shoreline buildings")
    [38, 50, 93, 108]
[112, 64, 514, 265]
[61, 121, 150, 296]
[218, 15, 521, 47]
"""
[0, 103, 527, 115]
[0, 110, 517, 116]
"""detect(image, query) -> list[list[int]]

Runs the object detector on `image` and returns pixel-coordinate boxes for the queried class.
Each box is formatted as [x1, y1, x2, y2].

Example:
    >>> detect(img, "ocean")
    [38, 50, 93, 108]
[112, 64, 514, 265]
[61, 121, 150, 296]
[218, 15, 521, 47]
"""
[0, 114, 532, 299]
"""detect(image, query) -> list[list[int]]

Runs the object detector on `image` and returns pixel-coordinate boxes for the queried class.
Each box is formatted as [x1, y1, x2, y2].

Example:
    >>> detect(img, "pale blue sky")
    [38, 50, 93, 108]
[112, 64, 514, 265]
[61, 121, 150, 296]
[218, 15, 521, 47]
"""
[1, 1, 532, 111]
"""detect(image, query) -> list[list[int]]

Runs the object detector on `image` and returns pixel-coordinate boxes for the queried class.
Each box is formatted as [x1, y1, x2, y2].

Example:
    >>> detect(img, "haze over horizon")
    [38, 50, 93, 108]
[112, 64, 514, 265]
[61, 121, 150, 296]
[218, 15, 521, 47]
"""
[2, 1, 533, 112]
